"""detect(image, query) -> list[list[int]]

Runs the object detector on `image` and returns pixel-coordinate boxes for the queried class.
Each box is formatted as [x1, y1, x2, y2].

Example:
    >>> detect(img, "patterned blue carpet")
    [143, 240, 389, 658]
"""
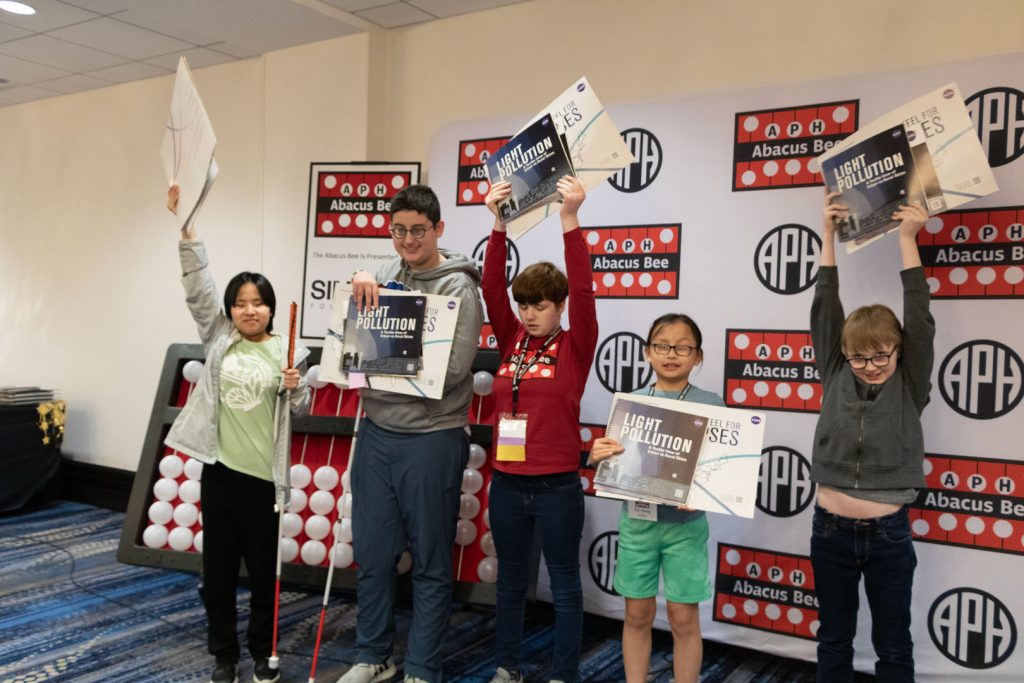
[0, 502, 828, 682]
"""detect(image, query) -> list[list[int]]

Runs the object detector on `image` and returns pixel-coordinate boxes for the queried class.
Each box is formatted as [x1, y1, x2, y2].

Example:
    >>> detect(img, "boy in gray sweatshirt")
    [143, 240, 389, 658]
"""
[337, 185, 483, 683]
[809, 191, 933, 683]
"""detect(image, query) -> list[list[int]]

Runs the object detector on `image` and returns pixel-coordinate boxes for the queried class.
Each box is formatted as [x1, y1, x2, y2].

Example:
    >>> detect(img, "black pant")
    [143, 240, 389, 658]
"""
[200, 462, 278, 665]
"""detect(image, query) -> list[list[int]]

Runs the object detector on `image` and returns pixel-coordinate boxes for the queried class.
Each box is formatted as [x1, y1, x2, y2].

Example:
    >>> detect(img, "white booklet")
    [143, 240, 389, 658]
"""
[159, 56, 218, 232]
[503, 76, 634, 240]
[816, 82, 998, 253]
[320, 287, 461, 400]
[595, 394, 767, 518]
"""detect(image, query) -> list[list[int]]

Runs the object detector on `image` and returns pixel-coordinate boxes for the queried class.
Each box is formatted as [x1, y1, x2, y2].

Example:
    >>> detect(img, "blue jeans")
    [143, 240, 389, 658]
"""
[489, 470, 584, 682]
[350, 420, 468, 683]
[810, 505, 916, 682]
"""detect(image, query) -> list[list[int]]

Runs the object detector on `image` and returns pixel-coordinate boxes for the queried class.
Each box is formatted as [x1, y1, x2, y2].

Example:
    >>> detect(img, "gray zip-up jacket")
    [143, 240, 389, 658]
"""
[164, 240, 311, 506]
[361, 249, 483, 433]
[810, 266, 935, 490]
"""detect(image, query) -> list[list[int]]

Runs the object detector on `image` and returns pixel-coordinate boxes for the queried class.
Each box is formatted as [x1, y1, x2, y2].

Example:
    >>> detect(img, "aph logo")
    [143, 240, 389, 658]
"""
[939, 340, 1024, 419]
[966, 87, 1024, 168]
[929, 587, 1016, 669]
[587, 530, 619, 595]
[756, 446, 815, 517]
[754, 224, 821, 295]
[595, 332, 652, 393]
[471, 236, 520, 285]
[610, 128, 662, 193]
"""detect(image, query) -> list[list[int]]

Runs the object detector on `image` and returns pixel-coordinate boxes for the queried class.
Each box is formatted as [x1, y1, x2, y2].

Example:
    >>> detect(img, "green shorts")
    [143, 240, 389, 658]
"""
[613, 506, 711, 604]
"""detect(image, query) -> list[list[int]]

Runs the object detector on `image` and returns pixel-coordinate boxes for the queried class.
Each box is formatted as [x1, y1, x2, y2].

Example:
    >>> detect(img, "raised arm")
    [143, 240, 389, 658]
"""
[168, 184, 231, 348]
[893, 202, 934, 409]
[482, 181, 524, 353]
[894, 201, 927, 270]
[167, 184, 195, 241]
[811, 190, 847, 377]
[558, 177, 598, 387]
[820, 190, 846, 268]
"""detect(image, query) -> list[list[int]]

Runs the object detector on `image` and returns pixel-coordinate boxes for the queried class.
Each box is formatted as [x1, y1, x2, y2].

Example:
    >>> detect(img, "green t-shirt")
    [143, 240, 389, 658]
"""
[217, 336, 281, 481]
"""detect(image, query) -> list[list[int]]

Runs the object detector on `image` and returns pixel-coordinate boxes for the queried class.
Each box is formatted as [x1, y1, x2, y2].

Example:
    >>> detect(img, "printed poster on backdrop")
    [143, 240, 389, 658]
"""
[432, 52, 1024, 680]
[817, 82, 998, 253]
[301, 162, 421, 340]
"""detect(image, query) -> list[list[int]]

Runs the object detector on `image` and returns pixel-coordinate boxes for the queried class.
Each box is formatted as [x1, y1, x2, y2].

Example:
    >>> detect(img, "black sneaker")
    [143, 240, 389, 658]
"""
[208, 661, 238, 683]
[253, 657, 281, 683]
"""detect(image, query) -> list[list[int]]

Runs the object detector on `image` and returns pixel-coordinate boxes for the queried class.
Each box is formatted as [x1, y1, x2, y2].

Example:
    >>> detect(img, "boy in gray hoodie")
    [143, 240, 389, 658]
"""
[810, 191, 932, 682]
[337, 185, 483, 683]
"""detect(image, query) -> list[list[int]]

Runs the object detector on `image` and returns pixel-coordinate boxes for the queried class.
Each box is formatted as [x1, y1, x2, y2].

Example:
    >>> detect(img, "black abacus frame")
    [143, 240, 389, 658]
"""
[117, 343, 501, 604]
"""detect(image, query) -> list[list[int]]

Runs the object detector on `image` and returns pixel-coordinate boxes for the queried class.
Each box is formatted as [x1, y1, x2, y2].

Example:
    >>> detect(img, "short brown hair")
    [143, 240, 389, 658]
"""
[841, 304, 902, 355]
[511, 261, 568, 305]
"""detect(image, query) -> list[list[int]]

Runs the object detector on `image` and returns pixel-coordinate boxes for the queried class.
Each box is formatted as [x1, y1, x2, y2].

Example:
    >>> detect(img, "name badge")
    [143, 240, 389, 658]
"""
[496, 412, 527, 462]
[627, 500, 658, 522]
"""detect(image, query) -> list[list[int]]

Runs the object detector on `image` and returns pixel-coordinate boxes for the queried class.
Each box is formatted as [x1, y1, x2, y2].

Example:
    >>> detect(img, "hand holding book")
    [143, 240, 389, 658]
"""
[556, 175, 586, 232]
[589, 435, 695, 512]
[351, 270, 380, 311]
[587, 436, 624, 465]
[484, 180, 512, 233]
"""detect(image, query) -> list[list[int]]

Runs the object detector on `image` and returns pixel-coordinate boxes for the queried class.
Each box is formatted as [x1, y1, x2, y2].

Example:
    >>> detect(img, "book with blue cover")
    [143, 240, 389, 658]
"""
[485, 113, 576, 223]
[340, 294, 426, 376]
[817, 82, 998, 253]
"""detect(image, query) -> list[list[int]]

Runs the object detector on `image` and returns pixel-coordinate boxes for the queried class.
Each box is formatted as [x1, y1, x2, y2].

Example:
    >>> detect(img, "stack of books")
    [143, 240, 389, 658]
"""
[0, 387, 56, 406]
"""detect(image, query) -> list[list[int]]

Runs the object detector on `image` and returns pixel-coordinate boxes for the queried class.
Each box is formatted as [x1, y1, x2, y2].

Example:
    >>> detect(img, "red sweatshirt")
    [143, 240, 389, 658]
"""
[481, 228, 598, 475]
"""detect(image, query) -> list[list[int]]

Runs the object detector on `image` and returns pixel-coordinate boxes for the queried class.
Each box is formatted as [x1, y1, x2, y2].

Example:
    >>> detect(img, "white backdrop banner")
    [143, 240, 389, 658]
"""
[425, 52, 1024, 679]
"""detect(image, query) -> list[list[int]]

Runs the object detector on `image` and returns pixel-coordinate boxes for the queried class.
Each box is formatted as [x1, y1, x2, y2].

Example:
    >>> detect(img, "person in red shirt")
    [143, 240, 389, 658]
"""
[481, 176, 598, 683]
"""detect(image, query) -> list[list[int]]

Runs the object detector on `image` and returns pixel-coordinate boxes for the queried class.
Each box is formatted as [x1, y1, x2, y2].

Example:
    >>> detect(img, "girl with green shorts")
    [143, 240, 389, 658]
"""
[589, 313, 723, 683]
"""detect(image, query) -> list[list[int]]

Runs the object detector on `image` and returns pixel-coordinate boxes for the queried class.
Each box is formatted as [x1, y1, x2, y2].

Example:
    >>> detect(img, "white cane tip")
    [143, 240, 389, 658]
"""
[268, 656, 279, 669]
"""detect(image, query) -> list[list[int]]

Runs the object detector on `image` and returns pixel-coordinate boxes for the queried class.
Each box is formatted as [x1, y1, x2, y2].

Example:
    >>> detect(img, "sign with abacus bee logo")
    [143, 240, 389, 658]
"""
[456, 136, 511, 206]
[309, 162, 420, 238]
[301, 162, 420, 339]
[582, 224, 680, 299]
[910, 453, 1024, 556]
[733, 99, 859, 191]
[714, 543, 819, 641]
[723, 329, 822, 413]
[426, 55, 1024, 679]
[918, 205, 1024, 299]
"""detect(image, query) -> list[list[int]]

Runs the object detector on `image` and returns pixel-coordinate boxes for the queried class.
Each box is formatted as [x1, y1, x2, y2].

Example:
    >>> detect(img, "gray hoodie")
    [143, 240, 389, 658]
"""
[810, 266, 934, 491]
[362, 249, 483, 433]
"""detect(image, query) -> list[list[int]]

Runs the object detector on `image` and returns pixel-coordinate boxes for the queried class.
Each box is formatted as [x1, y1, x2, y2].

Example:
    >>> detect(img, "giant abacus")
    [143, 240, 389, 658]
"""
[118, 344, 508, 601]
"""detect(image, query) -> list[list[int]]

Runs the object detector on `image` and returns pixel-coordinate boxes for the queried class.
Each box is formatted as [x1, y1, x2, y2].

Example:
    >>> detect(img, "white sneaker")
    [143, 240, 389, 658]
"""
[489, 668, 524, 683]
[336, 658, 397, 683]
[403, 676, 429, 683]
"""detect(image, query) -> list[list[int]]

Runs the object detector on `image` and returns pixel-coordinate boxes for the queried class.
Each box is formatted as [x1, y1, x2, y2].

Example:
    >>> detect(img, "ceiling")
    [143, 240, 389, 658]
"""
[0, 0, 527, 107]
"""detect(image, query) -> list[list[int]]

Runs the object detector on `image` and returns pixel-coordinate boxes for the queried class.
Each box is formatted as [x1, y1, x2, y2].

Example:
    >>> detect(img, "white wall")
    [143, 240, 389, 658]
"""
[0, 0, 1021, 471]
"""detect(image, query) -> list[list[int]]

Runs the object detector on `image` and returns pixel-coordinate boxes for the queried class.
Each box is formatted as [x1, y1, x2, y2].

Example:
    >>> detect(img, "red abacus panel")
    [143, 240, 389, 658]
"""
[456, 137, 511, 206]
[918, 205, 1024, 299]
[582, 224, 681, 299]
[714, 542, 818, 641]
[910, 453, 1024, 556]
[724, 329, 822, 413]
[733, 99, 859, 191]
[314, 170, 415, 238]
[479, 322, 499, 350]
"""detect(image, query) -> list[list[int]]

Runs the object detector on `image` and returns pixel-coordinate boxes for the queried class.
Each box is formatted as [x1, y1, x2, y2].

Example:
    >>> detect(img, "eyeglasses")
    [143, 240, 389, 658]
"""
[845, 349, 897, 370]
[648, 343, 697, 357]
[389, 223, 434, 239]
